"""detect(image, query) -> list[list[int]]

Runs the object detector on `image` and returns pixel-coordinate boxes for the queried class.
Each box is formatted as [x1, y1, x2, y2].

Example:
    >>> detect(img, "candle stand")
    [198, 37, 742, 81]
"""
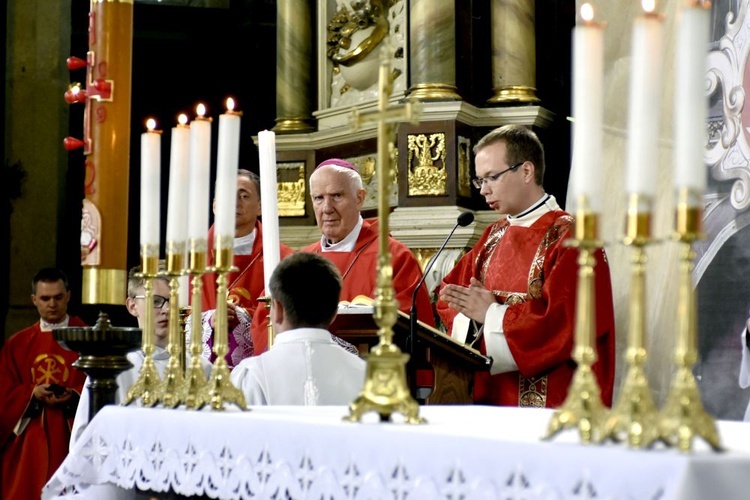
[159, 243, 186, 408]
[124, 252, 163, 406]
[658, 190, 722, 452]
[545, 202, 608, 443]
[602, 195, 661, 448]
[203, 238, 247, 410]
[180, 242, 210, 409]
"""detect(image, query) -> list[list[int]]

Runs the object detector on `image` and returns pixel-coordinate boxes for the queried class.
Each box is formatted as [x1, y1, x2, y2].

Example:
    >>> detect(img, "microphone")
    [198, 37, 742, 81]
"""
[409, 211, 475, 356]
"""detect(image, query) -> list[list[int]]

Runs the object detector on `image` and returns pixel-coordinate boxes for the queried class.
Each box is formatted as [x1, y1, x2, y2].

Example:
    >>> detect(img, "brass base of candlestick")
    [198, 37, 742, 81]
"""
[159, 272, 186, 408]
[659, 366, 722, 452]
[487, 85, 540, 105]
[603, 363, 661, 448]
[159, 356, 185, 409]
[544, 363, 608, 443]
[272, 117, 315, 133]
[344, 343, 425, 424]
[124, 356, 162, 407]
[204, 358, 246, 410]
[181, 355, 209, 410]
[182, 268, 209, 410]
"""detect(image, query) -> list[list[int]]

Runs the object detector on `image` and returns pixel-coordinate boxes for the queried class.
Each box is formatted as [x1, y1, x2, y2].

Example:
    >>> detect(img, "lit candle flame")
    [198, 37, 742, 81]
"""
[642, 0, 655, 13]
[226, 97, 235, 112]
[178, 113, 188, 126]
[70, 84, 81, 96]
[581, 3, 594, 22]
[196, 103, 206, 117]
[146, 118, 157, 131]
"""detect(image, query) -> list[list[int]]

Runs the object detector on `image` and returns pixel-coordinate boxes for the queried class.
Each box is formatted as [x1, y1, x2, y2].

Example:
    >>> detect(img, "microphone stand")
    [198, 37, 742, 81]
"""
[408, 212, 474, 398]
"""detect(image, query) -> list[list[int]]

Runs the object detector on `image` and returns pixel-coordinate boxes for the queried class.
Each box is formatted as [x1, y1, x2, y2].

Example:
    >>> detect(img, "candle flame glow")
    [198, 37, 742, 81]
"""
[196, 103, 206, 117]
[178, 114, 188, 126]
[146, 118, 157, 131]
[226, 97, 235, 112]
[581, 3, 594, 22]
[642, 0, 655, 13]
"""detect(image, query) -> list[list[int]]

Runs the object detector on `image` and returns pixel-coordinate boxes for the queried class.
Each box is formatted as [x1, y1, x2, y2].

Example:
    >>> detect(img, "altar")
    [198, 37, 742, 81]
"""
[44, 404, 750, 499]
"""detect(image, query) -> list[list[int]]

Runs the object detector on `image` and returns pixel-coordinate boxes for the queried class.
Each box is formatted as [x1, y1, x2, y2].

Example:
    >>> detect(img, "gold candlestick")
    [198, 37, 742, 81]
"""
[602, 194, 660, 448]
[203, 238, 246, 410]
[344, 40, 424, 424]
[658, 189, 722, 452]
[180, 240, 209, 409]
[158, 242, 186, 408]
[124, 250, 163, 406]
[545, 198, 608, 443]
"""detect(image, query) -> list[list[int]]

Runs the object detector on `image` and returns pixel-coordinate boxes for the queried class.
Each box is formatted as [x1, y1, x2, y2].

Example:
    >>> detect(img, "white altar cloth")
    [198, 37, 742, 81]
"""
[43, 404, 750, 499]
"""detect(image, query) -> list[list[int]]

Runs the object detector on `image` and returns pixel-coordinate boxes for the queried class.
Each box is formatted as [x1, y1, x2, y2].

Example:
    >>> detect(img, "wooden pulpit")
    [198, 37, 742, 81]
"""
[331, 308, 491, 404]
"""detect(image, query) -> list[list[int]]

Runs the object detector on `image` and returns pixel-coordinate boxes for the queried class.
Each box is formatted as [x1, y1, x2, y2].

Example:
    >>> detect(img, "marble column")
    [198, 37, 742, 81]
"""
[408, 0, 461, 101]
[487, 0, 540, 104]
[274, 0, 315, 132]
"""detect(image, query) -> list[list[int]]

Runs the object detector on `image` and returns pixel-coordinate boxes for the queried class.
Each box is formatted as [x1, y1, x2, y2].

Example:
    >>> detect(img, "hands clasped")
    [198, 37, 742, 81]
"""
[439, 277, 496, 323]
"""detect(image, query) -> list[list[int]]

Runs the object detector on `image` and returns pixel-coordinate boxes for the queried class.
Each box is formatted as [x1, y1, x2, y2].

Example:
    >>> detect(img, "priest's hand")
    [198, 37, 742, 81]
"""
[227, 302, 240, 330]
[439, 277, 496, 323]
[32, 384, 73, 406]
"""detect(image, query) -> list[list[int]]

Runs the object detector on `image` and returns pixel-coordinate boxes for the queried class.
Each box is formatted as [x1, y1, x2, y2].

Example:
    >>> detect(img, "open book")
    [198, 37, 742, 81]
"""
[337, 295, 375, 314]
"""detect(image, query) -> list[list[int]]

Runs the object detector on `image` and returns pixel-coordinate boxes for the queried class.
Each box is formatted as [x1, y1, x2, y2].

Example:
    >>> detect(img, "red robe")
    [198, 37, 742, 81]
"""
[0, 318, 87, 500]
[436, 210, 615, 408]
[250, 219, 435, 355]
[199, 221, 294, 364]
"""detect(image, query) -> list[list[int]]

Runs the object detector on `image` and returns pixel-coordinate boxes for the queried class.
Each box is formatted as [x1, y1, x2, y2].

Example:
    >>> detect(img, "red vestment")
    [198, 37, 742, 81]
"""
[436, 208, 615, 408]
[250, 218, 435, 355]
[0, 318, 87, 500]
[199, 221, 294, 365]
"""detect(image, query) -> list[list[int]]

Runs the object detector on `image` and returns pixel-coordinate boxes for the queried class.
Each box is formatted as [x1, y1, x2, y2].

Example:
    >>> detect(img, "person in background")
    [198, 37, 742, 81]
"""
[0, 268, 87, 500]
[250, 158, 435, 355]
[70, 265, 212, 445]
[231, 253, 365, 405]
[436, 124, 616, 408]
[195, 169, 294, 368]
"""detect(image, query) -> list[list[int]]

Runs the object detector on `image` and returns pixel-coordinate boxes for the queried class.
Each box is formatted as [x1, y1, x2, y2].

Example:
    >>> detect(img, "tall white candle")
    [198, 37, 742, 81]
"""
[258, 130, 280, 295]
[626, 4, 664, 196]
[140, 118, 161, 249]
[674, 3, 710, 194]
[166, 114, 190, 244]
[214, 98, 242, 240]
[570, 3, 604, 212]
[188, 104, 212, 243]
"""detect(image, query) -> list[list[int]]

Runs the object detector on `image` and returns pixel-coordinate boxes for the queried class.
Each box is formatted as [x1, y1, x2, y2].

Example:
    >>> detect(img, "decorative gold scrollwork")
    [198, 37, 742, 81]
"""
[407, 133, 447, 196]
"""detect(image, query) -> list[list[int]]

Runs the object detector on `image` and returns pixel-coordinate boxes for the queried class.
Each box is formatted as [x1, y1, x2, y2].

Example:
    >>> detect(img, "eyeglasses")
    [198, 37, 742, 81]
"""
[472, 162, 524, 189]
[133, 294, 170, 309]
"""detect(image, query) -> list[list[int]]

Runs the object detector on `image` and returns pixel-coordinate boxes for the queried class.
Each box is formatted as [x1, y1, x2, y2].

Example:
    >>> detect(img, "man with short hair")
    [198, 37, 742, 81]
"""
[231, 253, 365, 405]
[0, 268, 87, 500]
[250, 158, 435, 355]
[197, 169, 294, 367]
[436, 124, 616, 408]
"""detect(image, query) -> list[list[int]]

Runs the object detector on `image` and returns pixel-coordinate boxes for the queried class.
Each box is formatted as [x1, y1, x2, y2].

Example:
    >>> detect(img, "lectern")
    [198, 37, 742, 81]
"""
[331, 309, 491, 404]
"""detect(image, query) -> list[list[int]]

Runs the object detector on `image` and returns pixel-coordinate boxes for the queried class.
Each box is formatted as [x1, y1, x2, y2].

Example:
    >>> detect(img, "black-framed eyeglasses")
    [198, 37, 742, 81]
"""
[472, 162, 524, 189]
[133, 294, 170, 309]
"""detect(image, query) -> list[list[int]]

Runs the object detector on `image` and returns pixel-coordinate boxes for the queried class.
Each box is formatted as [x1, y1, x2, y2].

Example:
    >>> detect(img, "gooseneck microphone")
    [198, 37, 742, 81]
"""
[409, 211, 475, 356]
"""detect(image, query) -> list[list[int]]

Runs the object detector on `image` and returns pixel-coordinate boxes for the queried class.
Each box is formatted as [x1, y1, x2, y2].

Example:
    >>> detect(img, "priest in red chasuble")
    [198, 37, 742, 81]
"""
[0, 268, 87, 500]
[197, 170, 294, 367]
[436, 125, 615, 408]
[250, 159, 435, 355]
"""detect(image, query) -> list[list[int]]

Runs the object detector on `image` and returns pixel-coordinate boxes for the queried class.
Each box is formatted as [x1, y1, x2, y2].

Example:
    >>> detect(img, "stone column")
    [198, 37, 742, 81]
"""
[487, 0, 540, 104]
[408, 0, 461, 101]
[274, 0, 315, 132]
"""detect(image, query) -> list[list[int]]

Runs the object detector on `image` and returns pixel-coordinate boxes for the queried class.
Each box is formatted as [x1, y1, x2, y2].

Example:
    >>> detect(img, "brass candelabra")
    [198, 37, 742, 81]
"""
[124, 249, 163, 406]
[158, 242, 186, 408]
[602, 194, 661, 448]
[545, 199, 608, 443]
[658, 189, 722, 452]
[180, 240, 210, 409]
[344, 40, 424, 424]
[203, 237, 247, 410]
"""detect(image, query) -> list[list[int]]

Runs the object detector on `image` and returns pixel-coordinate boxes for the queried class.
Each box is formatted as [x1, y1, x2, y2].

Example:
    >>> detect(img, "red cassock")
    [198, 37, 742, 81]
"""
[0, 318, 87, 500]
[250, 218, 435, 355]
[201, 220, 294, 320]
[436, 211, 616, 408]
